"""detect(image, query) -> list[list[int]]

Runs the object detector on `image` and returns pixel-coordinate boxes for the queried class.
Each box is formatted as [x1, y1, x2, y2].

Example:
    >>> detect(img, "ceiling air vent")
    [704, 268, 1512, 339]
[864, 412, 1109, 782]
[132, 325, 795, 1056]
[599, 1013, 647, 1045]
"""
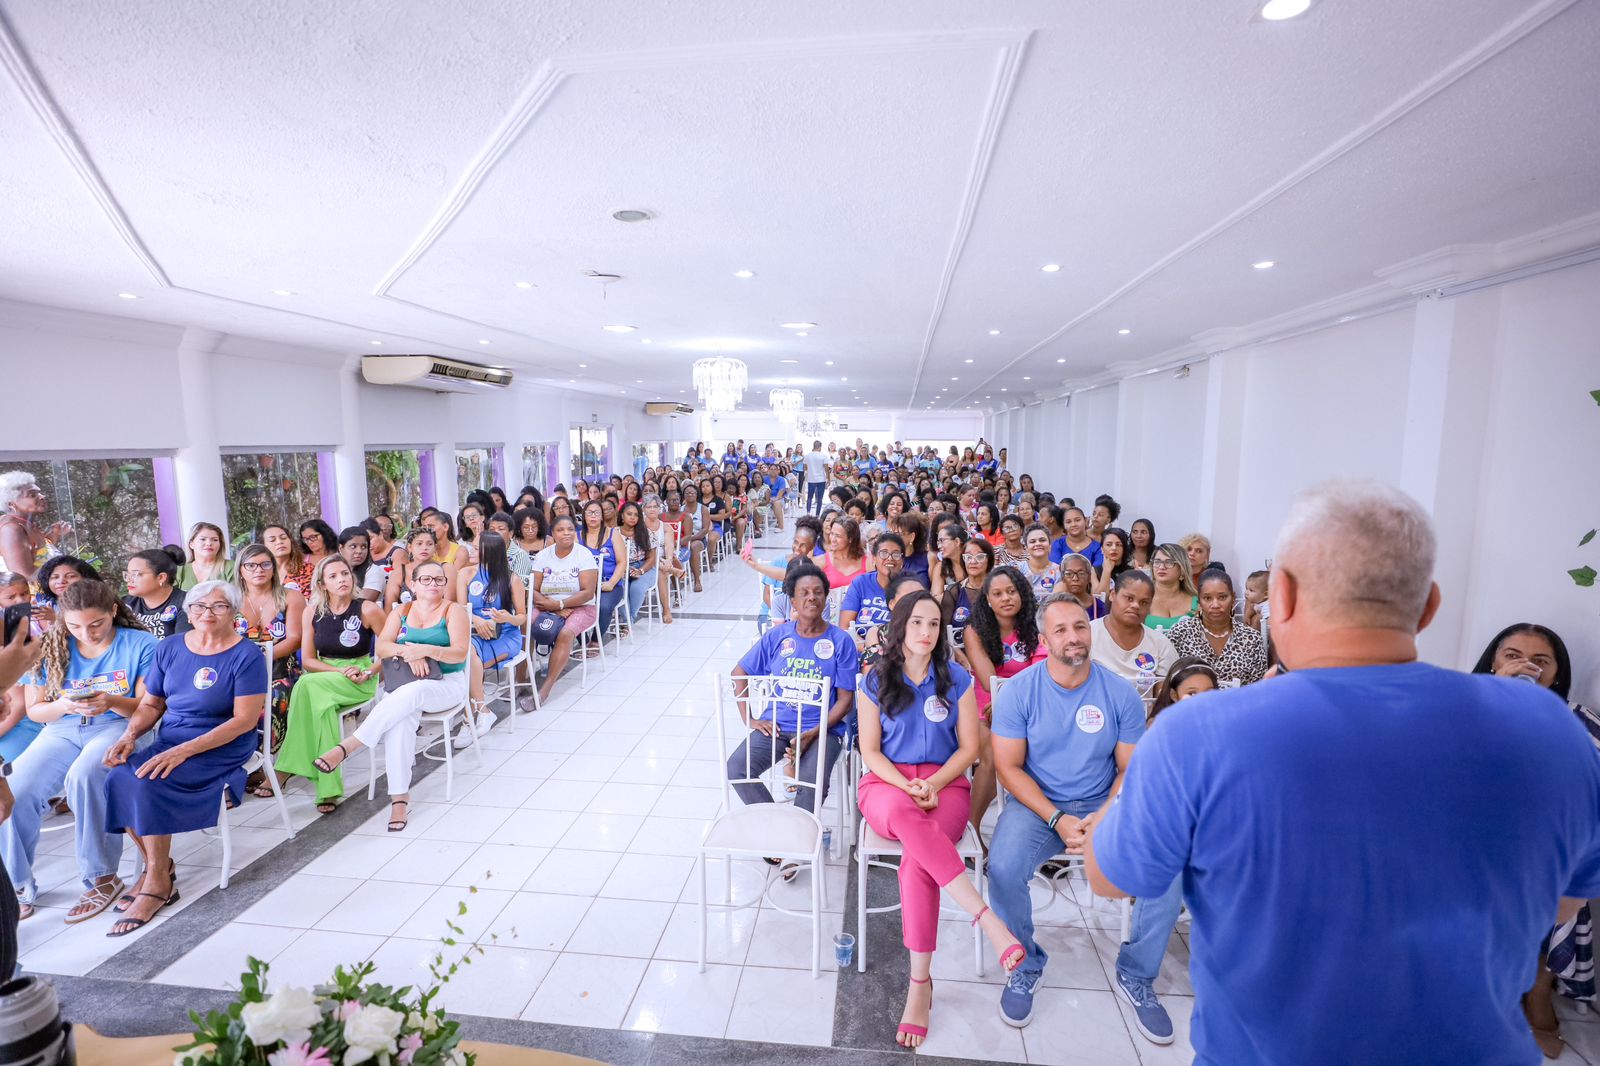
[360, 355, 513, 394]
[645, 401, 695, 416]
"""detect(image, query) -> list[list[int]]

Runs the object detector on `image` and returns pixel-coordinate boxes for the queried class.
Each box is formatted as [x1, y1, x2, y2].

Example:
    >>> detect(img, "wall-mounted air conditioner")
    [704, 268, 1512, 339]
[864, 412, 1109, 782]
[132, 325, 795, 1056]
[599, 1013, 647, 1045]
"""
[360, 355, 513, 393]
[645, 401, 695, 415]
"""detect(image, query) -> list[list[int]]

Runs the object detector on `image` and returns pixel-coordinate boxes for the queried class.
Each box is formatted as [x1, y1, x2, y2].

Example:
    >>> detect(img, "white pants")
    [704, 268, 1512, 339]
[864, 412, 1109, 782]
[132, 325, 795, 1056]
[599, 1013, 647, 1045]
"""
[353, 671, 469, 797]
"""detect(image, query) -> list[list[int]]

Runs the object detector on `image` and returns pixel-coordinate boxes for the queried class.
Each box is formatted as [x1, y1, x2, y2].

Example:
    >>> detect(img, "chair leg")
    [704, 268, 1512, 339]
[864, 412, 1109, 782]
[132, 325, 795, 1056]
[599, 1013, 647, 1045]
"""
[857, 841, 868, 973]
[697, 853, 708, 974]
[218, 794, 233, 890]
[266, 756, 295, 840]
[367, 742, 378, 801]
[811, 850, 822, 978]
[442, 716, 455, 800]
[974, 857, 986, 977]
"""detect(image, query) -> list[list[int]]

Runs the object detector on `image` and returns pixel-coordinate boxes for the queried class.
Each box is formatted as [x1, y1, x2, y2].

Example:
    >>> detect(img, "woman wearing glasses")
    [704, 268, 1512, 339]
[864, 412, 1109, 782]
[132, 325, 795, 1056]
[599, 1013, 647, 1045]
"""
[0, 579, 155, 924]
[1146, 543, 1200, 631]
[231, 543, 304, 790]
[101, 579, 268, 935]
[310, 561, 469, 833]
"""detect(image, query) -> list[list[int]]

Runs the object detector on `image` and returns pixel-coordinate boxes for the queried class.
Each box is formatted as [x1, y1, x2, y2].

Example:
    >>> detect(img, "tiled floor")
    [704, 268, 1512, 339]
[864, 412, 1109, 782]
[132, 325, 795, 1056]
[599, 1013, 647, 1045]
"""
[24, 524, 1600, 1064]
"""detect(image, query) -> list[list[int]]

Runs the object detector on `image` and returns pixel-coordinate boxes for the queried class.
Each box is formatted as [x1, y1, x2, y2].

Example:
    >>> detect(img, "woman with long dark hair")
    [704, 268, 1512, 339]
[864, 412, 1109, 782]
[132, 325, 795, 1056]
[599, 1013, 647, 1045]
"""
[856, 591, 1024, 1047]
[1093, 527, 1134, 599]
[615, 501, 657, 633]
[1128, 518, 1157, 572]
[456, 531, 526, 747]
[963, 567, 1040, 851]
[297, 519, 339, 573]
[1472, 623, 1594, 1057]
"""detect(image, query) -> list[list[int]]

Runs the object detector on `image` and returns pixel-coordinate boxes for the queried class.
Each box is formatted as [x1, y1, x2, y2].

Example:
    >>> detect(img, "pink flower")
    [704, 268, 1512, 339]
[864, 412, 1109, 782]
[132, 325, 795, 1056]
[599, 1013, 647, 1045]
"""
[267, 1043, 332, 1066]
[336, 1000, 362, 1022]
[397, 1032, 424, 1065]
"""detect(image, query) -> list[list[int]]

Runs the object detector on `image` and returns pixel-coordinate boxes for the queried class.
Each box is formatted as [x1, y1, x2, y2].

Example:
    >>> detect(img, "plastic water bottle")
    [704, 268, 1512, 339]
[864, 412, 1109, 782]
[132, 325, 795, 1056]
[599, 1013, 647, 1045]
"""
[822, 828, 833, 854]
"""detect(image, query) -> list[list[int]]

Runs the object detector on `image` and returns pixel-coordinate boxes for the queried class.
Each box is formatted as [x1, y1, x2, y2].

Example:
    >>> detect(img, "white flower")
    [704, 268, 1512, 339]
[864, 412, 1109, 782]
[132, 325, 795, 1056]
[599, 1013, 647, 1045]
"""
[342, 1003, 406, 1065]
[447, 1051, 468, 1066]
[240, 986, 322, 1048]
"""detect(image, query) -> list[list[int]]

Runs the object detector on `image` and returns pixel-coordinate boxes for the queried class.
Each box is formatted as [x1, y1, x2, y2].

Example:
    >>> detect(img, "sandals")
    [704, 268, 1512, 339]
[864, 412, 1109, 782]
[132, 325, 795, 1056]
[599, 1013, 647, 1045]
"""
[313, 741, 352, 774]
[387, 799, 410, 833]
[115, 861, 174, 914]
[316, 801, 339, 815]
[248, 776, 282, 799]
[973, 905, 1025, 972]
[65, 876, 125, 924]
[106, 885, 179, 938]
[897, 976, 933, 1047]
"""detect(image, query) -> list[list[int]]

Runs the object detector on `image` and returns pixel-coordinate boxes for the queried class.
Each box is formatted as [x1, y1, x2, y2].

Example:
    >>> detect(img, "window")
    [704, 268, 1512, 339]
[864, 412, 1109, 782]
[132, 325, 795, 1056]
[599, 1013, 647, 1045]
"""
[366, 449, 423, 528]
[631, 442, 667, 477]
[521, 444, 557, 496]
[222, 451, 323, 550]
[456, 447, 494, 500]
[569, 427, 609, 484]
[2, 457, 160, 576]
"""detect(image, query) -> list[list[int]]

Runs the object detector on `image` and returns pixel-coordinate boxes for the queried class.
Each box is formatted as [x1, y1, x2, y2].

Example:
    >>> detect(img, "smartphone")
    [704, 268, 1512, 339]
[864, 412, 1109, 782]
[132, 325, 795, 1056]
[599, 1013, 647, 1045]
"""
[64, 688, 97, 701]
[2, 602, 30, 645]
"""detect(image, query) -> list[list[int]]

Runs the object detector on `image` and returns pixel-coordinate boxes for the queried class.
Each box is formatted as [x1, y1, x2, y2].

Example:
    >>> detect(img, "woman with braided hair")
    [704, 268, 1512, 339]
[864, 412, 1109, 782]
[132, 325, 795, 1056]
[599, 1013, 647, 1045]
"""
[0, 579, 156, 922]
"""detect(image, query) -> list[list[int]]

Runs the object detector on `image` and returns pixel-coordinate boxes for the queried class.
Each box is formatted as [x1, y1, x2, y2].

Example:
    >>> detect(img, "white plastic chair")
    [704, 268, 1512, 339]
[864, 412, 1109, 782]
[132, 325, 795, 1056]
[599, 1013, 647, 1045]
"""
[220, 640, 296, 888]
[699, 674, 831, 977]
[606, 572, 634, 655]
[363, 683, 483, 803]
[572, 607, 608, 688]
[856, 818, 987, 976]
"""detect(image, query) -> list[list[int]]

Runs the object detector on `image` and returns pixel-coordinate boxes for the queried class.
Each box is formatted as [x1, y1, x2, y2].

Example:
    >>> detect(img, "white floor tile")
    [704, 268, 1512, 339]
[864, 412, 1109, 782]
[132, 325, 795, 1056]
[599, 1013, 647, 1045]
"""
[1039, 924, 1116, 991]
[486, 891, 593, 951]
[550, 755, 628, 783]
[622, 959, 741, 1037]
[650, 786, 723, 820]
[745, 906, 843, 970]
[264, 929, 386, 992]
[724, 965, 837, 1046]
[520, 952, 647, 1029]
[1110, 990, 1195, 1064]
[1023, 987, 1144, 1065]
[524, 779, 605, 812]
[237, 873, 366, 928]
[912, 977, 1027, 1063]
[312, 880, 434, 936]
[525, 730, 590, 754]
[575, 732, 642, 758]
[523, 848, 620, 896]
[586, 782, 665, 816]
[153, 922, 302, 990]
[457, 775, 543, 808]
[609, 756, 680, 785]
[556, 812, 643, 853]
[599, 854, 695, 903]
[492, 751, 571, 779]
[486, 808, 578, 848]
[631, 815, 712, 857]
[415, 804, 513, 844]
[371, 839, 483, 886]
[445, 843, 551, 891]
[565, 897, 675, 958]
[366, 937, 556, 1019]
[653, 901, 757, 967]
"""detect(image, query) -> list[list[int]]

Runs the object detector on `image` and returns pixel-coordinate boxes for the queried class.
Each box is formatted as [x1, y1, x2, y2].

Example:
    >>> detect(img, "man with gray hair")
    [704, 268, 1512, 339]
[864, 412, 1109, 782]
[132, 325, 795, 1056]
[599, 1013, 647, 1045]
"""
[1086, 480, 1600, 1065]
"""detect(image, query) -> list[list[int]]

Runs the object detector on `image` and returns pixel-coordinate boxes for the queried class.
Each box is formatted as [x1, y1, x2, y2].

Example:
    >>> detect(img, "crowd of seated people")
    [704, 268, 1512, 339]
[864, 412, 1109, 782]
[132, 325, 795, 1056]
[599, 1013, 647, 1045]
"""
[0, 441, 1594, 1060]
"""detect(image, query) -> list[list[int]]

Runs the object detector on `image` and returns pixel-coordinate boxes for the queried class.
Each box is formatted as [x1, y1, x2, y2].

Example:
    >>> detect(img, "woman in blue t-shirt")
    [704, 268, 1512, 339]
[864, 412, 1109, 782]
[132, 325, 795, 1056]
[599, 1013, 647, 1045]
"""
[0, 579, 156, 923]
[102, 579, 269, 935]
[856, 591, 1024, 1048]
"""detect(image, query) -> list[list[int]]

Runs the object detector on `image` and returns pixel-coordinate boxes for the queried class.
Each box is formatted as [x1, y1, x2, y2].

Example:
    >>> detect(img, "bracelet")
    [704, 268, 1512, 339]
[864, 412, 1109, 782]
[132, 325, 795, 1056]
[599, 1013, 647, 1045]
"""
[1047, 809, 1065, 830]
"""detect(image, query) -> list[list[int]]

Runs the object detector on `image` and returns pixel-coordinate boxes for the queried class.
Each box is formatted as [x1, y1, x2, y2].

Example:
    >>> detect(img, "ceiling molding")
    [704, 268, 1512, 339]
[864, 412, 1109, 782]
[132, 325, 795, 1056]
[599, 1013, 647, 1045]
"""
[948, 0, 1584, 407]
[1377, 208, 1600, 293]
[0, 295, 186, 347]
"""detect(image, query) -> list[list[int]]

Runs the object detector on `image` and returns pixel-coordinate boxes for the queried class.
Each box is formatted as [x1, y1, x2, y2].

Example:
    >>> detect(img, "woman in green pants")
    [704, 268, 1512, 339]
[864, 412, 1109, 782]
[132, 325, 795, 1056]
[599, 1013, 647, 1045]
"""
[274, 556, 385, 812]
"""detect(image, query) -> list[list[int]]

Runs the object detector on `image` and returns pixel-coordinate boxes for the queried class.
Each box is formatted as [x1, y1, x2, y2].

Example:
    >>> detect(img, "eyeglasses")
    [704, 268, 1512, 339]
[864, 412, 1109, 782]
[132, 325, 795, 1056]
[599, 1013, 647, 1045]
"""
[414, 575, 448, 586]
[186, 601, 233, 616]
[878, 552, 904, 562]
[1152, 559, 1176, 570]
[240, 561, 275, 572]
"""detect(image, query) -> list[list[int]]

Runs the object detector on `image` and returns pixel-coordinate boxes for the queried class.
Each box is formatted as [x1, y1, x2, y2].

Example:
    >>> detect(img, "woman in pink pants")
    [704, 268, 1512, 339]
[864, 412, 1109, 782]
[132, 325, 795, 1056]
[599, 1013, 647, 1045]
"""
[857, 591, 1025, 1049]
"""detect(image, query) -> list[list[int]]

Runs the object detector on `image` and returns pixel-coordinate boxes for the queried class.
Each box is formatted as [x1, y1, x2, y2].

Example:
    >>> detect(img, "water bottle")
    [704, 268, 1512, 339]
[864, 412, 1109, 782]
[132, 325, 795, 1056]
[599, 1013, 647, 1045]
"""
[822, 828, 833, 854]
[0, 976, 75, 1065]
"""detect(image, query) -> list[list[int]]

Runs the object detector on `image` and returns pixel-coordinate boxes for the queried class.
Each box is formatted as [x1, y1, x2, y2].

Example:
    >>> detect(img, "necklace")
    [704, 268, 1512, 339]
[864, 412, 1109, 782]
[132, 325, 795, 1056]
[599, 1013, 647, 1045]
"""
[1202, 621, 1232, 640]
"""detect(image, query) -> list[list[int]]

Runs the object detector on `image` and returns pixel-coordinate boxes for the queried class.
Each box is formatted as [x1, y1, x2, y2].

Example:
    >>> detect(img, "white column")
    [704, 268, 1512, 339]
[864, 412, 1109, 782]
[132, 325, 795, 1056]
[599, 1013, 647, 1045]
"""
[430, 444, 459, 515]
[1195, 351, 1251, 569]
[1110, 376, 1140, 503]
[173, 328, 229, 535]
[332, 357, 369, 527]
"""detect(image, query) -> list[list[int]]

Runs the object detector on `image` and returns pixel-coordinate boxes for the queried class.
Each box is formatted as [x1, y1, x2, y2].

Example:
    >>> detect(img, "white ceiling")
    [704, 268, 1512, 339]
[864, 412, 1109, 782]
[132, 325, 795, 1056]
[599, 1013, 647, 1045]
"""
[1, 0, 1596, 413]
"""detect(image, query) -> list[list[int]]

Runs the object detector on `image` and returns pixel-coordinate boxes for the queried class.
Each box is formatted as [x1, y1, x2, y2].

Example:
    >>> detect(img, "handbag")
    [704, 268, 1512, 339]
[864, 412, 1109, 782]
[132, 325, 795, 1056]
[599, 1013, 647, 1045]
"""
[380, 607, 444, 689]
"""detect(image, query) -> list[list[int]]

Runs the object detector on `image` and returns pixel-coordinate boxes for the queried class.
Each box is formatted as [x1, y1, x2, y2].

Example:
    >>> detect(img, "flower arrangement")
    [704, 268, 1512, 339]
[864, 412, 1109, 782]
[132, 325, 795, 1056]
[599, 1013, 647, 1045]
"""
[174, 892, 493, 1066]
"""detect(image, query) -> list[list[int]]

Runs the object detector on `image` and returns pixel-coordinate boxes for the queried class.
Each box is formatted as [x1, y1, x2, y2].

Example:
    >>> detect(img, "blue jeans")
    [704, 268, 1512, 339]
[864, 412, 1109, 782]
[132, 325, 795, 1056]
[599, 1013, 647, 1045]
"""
[806, 483, 826, 514]
[1116, 874, 1185, 984]
[627, 568, 655, 622]
[0, 714, 130, 897]
[598, 581, 626, 634]
[986, 794, 1106, 978]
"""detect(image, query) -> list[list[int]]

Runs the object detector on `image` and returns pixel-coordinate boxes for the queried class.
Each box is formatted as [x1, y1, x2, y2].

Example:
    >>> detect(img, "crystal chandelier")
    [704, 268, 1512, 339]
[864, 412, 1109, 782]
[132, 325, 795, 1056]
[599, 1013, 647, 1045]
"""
[768, 387, 805, 423]
[692, 356, 747, 413]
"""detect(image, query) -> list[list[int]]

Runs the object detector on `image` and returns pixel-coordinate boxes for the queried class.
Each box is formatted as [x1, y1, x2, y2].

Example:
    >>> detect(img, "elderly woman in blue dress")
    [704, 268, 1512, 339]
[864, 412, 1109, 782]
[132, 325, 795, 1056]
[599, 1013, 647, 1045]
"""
[100, 579, 268, 937]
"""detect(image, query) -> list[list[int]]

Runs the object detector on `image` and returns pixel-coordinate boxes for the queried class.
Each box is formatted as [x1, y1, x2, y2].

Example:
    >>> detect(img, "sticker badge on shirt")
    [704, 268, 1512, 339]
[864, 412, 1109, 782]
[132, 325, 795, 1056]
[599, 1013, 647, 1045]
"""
[777, 637, 797, 658]
[814, 638, 835, 661]
[339, 628, 360, 648]
[193, 667, 218, 690]
[1133, 652, 1157, 675]
[1076, 704, 1106, 734]
[1005, 642, 1028, 664]
[923, 695, 949, 723]
[161, 604, 178, 622]
[270, 619, 286, 640]
[469, 580, 485, 597]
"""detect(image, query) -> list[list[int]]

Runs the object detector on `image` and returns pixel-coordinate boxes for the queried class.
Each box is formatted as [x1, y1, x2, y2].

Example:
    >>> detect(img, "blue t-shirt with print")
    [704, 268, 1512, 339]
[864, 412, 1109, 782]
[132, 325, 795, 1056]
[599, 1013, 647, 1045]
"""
[841, 571, 891, 631]
[736, 621, 858, 736]
[1092, 663, 1600, 1066]
[990, 660, 1144, 805]
[864, 662, 973, 765]
[26, 626, 158, 722]
[1050, 537, 1104, 570]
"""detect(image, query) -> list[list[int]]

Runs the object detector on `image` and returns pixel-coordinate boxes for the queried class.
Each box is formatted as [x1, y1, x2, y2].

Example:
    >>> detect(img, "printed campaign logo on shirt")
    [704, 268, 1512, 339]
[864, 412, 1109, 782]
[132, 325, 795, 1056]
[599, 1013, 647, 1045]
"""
[777, 637, 798, 658]
[193, 667, 218, 690]
[160, 604, 179, 622]
[1076, 704, 1106, 734]
[1004, 640, 1029, 664]
[1133, 651, 1157, 675]
[814, 638, 835, 661]
[469, 580, 485, 597]
[923, 695, 950, 723]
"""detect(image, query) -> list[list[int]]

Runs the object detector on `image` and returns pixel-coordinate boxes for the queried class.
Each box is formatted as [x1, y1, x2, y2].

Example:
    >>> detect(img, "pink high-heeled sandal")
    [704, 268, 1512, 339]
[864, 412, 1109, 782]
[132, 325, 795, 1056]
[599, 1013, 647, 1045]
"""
[974, 905, 1025, 972]
[897, 975, 932, 1046]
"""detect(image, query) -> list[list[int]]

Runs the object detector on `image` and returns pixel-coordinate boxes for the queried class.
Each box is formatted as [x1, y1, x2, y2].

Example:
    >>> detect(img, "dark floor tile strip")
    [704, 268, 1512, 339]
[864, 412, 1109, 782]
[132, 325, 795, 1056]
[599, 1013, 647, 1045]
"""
[833, 850, 916, 1056]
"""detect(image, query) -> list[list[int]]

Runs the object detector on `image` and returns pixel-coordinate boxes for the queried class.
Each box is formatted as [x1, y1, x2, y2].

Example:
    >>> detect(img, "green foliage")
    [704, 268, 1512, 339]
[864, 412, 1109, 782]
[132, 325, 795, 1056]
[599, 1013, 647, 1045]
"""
[1572, 566, 1597, 588]
[366, 450, 423, 523]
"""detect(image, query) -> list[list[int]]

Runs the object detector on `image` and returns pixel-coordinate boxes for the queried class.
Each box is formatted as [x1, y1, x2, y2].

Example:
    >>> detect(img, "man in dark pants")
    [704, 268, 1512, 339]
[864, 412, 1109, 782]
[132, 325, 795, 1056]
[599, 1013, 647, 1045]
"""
[802, 440, 829, 515]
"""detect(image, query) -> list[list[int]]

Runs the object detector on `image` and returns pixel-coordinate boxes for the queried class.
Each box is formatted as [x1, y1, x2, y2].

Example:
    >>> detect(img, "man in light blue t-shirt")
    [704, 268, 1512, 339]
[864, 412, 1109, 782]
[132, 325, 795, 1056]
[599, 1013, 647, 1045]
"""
[987, 593, 1151, 1030]
[1086, 481, 1600, 1066]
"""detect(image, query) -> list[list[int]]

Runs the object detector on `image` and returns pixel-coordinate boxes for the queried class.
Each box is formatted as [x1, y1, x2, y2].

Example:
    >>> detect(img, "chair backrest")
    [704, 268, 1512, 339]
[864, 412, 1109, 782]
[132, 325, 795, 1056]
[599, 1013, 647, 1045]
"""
[255, 639, 276, 754]
[712, 672, 832, 818]
[823, 586, 846, 625]
[988, 672, 1010, 697]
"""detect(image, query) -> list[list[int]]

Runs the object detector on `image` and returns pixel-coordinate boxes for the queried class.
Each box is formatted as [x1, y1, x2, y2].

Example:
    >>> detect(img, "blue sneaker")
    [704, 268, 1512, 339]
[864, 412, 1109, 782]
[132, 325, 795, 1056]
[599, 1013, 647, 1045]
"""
[998, 967, 1041, 1028]
[1115, 972, 1174, 1045]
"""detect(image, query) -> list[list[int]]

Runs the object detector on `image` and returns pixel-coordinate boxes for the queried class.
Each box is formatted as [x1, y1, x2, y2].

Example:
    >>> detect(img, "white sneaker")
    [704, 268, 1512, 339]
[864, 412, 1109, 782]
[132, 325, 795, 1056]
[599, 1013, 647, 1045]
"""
[454, 708, 496, 749]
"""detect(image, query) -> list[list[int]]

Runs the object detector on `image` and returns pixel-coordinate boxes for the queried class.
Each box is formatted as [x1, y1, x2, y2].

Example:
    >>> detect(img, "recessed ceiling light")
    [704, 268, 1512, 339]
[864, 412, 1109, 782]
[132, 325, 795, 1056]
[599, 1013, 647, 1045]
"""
[641, 338, 652, 344]
[515, 281, 533, 289]
[478, 339, 490, 345]
[117, 292, 138, 299]
[779, 359, 799, 364]
[733, 270, 755, 279]
[370, 340, 383, 346]
[779, 322, 816, 329]
[1118, 329, 1131, 335]
[270, 289, 294, 296]
[988, 329, 1001, 336]
[568, 379, 577, 383]
[951, 376, 958, 381]
[840, 376, 848, 382]
[824, 360, 834, 366]
[1001, 387, 1008, 392]
[1041, 264, 1061, 273]
[941, 388, 947, 392]
[795, 331, 808, 337]
[602, 325, 637, 333]
[578, 363, 587, 368]
[1252, 260, 1275, 270]
[1259, 0, 1311, 20]
[635, 379, 643, 384]
[1056, 357, 1065, 363]
[964, 358, 973, 364]
[611, 209, 652, 223]
[1023, 376, 1031, 381]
